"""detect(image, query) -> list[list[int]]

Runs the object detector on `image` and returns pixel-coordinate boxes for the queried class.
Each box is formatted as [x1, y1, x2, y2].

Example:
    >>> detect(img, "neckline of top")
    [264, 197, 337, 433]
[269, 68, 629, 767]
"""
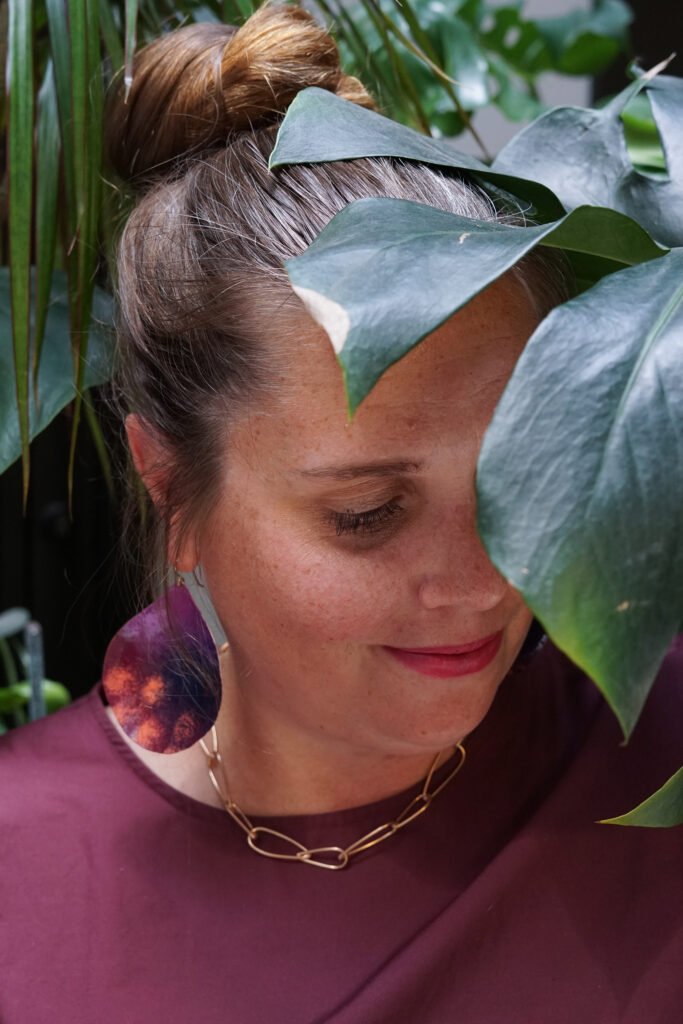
[88, 680, 468, 830]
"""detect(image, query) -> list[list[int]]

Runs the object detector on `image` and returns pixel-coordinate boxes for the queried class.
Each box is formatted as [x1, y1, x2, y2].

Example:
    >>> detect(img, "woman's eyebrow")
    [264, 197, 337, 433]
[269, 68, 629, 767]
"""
[297, 460, 422, 481]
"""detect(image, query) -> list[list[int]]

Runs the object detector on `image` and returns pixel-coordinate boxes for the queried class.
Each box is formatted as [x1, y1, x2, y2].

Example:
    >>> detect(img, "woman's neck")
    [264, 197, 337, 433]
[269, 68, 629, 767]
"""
[208, 659, 453, 817]
[103, 655, 453, 817]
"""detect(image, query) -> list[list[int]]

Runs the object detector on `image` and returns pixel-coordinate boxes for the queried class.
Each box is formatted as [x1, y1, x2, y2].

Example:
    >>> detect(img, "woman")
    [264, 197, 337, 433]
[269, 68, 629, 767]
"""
[1, 5, 681, 1022]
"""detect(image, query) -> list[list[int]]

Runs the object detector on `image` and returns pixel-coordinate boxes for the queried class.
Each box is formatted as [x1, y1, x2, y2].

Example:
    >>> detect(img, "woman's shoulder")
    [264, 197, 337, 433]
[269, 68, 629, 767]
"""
[0, 680, 225, 835]
[0, 685, 118, 823]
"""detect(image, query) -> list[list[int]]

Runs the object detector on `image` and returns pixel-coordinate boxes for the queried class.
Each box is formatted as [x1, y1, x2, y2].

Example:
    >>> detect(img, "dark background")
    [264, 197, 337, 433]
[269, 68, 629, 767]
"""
[0, 398, 130, 699]
[0, 0, 680, 701]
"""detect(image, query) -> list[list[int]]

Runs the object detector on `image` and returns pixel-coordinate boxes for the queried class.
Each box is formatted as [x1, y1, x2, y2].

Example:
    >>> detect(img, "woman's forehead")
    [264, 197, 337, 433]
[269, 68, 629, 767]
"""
[282, 272, 534, 386]
[228, 277, 538, 474]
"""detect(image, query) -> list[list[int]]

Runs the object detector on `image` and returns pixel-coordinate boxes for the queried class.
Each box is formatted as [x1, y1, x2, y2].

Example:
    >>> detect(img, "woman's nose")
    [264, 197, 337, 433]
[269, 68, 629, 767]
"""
[415, 503, 510, 612]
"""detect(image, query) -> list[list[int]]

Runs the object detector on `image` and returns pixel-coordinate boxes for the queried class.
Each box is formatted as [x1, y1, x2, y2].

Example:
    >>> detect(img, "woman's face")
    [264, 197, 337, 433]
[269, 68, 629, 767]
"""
[179, 276, 537, 762]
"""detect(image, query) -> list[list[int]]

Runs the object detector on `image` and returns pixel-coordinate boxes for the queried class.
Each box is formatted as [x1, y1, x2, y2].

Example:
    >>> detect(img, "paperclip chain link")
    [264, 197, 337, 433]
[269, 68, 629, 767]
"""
[199, 729, 466, 870]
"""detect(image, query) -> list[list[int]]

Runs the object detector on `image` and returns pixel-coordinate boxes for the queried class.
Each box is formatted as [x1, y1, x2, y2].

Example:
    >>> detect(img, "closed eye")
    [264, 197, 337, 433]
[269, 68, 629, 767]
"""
[329, 500, 405, 537]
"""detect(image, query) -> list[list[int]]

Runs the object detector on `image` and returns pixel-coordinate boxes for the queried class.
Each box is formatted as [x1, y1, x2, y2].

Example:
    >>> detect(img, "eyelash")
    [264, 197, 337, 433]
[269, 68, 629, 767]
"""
[330, 499, 405, 537]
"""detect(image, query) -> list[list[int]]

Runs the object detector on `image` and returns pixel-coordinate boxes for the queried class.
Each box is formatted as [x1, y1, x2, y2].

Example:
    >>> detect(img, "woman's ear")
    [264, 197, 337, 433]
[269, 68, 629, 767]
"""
[125, 414, 199, 572]
[125, 414, 166, 504]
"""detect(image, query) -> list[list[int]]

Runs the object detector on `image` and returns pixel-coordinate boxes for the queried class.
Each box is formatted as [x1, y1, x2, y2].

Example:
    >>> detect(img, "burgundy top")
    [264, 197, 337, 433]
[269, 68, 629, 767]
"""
[1, 640, 681, 1023]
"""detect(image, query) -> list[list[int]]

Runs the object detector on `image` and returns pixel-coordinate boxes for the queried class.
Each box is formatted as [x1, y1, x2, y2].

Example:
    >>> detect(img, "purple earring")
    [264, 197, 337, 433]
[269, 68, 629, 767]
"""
[102, 580, 222, 753]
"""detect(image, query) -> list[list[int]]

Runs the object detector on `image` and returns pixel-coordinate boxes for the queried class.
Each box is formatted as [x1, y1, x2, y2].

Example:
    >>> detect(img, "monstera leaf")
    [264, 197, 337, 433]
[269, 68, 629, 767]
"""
[493, 70, 683, 247]
[286, 198, 664, 412]
[602, 764, 683, 827]
[270, 87, 565, 223]
[477, 250, 683, 737]
[476, 251, 683, 824]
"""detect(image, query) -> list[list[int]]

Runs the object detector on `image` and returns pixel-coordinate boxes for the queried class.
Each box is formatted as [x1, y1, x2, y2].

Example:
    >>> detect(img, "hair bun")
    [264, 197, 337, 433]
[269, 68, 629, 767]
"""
[107, 4, 374, 186]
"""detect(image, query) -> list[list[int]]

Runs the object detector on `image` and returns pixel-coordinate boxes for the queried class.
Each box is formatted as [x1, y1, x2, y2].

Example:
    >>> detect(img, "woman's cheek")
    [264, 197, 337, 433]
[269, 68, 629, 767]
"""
[203, 503, 403, 647]
[256, 532, 397, 642]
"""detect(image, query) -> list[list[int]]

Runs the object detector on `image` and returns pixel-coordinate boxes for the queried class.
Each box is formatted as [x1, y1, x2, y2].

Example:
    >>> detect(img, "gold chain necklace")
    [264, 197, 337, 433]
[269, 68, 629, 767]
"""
[199, 727, 466, 870]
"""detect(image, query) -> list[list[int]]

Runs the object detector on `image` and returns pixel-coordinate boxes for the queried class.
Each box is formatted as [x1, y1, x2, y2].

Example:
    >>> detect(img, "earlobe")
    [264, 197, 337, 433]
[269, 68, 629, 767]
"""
[173, 533, 200, 575]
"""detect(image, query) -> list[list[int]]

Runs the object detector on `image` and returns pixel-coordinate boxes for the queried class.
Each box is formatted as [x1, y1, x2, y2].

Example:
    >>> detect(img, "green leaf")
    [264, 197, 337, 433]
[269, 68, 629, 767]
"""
[441, 14, 489, 111]
[98, 0, 124, 71]
[332, 0, 486, 134]
[216, 0, 256, 23]
[319, 0, 397, 115]
[285, 197, 665, 412]
[83, 389, 114, 498]
[46, 0, 76, 218]
[362, 0, 490, 155]
[0, 684, 27, 714]
[535, 0, 631, 76]
[621, 92, 667, 175]
[0, 271, 115, 475]
[7, 0, 35, 503]
[601, 765, 683, 827]
[556, 33, 619, 78]
[0, 680, 71, 715]
[41, 679, 72, 713]
[124, 0, 139, 98]
[480, 4, 552, 76]
[0, 637, 19, 687]
[0, 678, 39, 715]
[34, 60, 61, 394]
[385, 0, 444, 75]
[67, 0, 90, 389]
[493, 71, 683, 247]
[63, 0, 103, 500]
[270, 87, 565, 223]
[488, 53, 546, 124]
[477, 250, 683, 740]
[352, 0, 434, 133]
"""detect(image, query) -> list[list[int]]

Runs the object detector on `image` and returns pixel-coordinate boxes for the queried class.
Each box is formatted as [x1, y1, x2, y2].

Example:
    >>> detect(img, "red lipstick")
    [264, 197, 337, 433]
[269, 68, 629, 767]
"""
[383, 631, 503, 678]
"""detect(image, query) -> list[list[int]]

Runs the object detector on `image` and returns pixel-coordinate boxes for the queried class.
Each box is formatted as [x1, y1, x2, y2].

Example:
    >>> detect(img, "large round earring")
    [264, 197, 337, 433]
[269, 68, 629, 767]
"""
[102, 576, 222, 753]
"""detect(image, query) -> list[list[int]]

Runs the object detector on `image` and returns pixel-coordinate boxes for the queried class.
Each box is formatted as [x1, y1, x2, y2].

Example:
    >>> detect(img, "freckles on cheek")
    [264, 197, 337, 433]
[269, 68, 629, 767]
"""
[259, 538, 394, 644]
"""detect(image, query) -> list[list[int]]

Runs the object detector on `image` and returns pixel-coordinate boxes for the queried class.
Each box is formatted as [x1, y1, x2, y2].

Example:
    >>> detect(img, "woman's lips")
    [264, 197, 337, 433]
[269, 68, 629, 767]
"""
[382, 631, 503, 678]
